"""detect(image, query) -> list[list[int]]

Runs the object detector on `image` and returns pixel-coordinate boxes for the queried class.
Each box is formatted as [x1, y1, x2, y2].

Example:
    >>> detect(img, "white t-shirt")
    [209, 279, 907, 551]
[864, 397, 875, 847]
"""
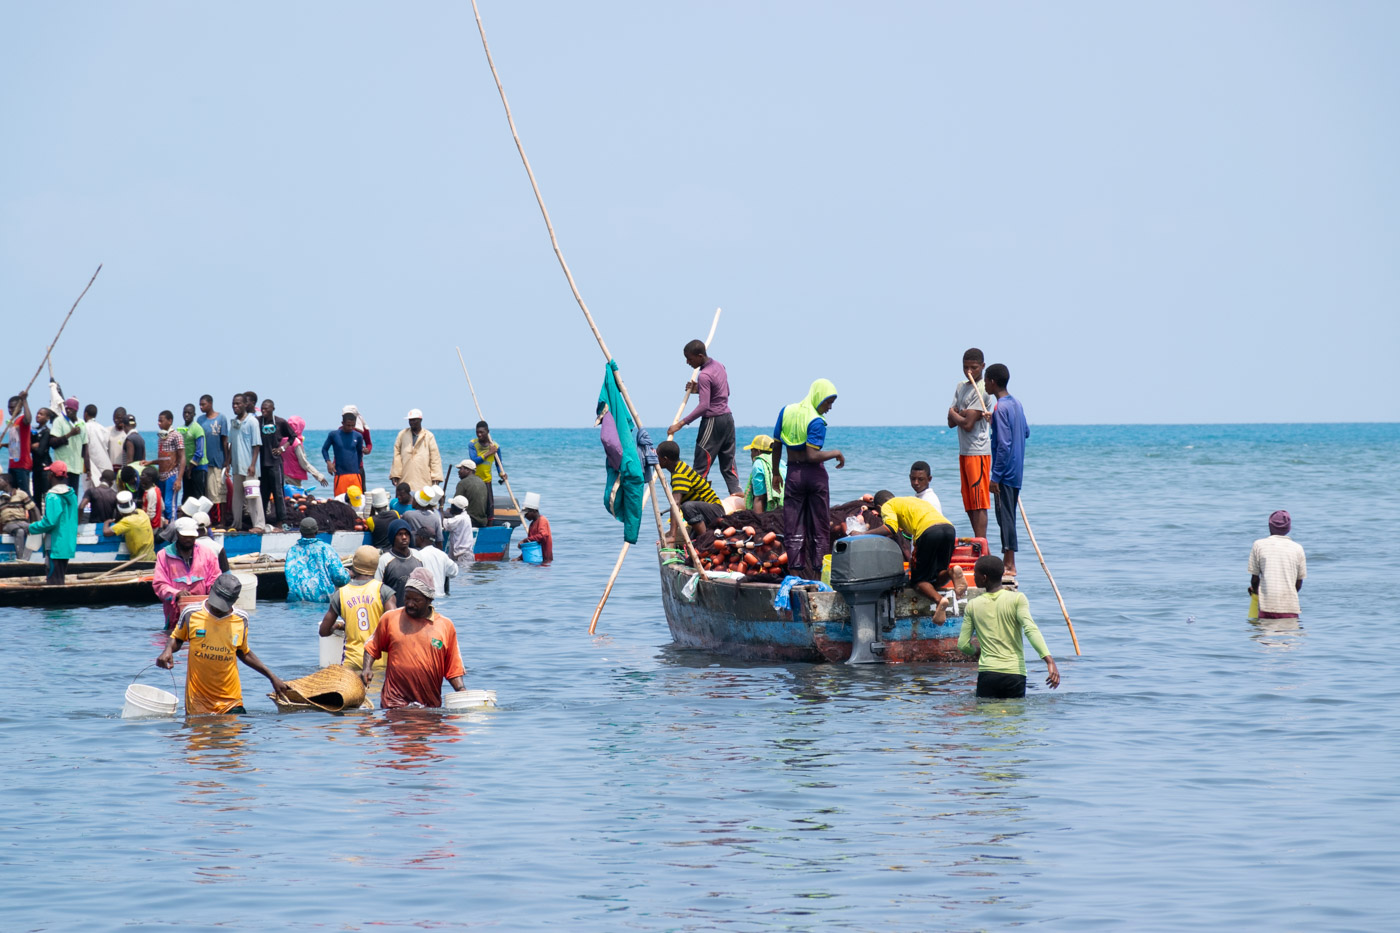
[415, 544, 460, 598]
[1248, 535, 1306, 615]
[443, 513, 476, 563]
[85, 420, 113, 484]
[952, 379, 990, 456]
[916, 486, 944, 515]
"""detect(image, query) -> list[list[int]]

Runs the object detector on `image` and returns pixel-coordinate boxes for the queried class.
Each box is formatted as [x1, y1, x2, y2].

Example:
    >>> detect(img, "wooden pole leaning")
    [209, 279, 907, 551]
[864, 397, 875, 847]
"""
[589, 309, 722, 634]
[454, 347, 524, 518]
[1018, 499, 1081, 655]
[1, 264, 102, 440]
[468, 0, 707, 583]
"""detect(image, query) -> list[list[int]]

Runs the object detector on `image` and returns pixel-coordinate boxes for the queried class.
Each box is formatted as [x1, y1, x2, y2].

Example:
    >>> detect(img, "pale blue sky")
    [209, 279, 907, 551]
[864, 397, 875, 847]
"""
[3, 1, 1396, 428]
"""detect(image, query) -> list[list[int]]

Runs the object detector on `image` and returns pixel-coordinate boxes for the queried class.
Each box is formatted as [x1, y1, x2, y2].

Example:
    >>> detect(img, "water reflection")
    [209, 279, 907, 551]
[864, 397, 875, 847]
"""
[360, 710, 465, 773]
[1249, 617, 1305, 651]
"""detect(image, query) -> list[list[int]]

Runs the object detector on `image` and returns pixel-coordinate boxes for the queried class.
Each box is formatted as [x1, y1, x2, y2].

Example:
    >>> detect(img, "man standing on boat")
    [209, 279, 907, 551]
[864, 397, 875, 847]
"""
[985, 363, 1028, 580]
[656, 441, 725, 541]
[83, 404, 112, 492]
[197, 395, 230, 528]
[948, 348, 992, 541]
[770, 380, 844, 580]
[323, 408, 367, 497]
[26, 461, 79, 585]
[0, 475, 39, 559]
[390, 409, 443, 501]
[228, 394, 264, 533]
[466, 421, 505, 523]
[453, 460, 491, 528]
[667, 340, 741, 497]
[4, 391, 34, 494]
[176, 403, 207, 504]
[46, 385, 87, 498]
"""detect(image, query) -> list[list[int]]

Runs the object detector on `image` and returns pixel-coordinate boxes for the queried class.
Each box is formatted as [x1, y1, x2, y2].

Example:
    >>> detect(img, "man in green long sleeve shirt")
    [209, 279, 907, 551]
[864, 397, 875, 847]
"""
[958, 555, 1060, 698]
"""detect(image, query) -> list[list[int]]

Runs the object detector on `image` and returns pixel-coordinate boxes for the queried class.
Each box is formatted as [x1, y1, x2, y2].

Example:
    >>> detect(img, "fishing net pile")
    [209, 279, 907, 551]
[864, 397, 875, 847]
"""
[282, 494, 364, 533]
[692, 498, 884, 583]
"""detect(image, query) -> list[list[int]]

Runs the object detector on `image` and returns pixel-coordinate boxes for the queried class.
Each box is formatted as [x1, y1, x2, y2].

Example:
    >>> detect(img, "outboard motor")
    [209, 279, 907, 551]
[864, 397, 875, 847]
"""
[829, 535, 907, 664]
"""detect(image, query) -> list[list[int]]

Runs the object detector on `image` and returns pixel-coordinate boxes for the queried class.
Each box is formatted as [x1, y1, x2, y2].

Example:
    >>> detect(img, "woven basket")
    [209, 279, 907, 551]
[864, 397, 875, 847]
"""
[269, 665, 367, 712]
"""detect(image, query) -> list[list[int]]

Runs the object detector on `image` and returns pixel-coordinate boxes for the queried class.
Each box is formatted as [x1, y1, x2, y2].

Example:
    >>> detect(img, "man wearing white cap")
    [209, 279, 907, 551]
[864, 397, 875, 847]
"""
[443, 495, 476, 569]
[389, 409, 442, 496]
[153, 514, 222, 630]
[453, 460, 490, 528]
[193, 510, 231, 573]
[102, 489, 156, 561]
[516, 491, 552, 563]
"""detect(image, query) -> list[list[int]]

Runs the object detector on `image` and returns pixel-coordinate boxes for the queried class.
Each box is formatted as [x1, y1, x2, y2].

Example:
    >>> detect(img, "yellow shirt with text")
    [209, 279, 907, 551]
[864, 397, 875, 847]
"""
[173, 606, 249, 714]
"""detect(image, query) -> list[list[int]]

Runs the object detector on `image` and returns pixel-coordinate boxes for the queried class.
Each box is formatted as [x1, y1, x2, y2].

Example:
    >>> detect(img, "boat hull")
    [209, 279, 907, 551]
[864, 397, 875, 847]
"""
[659, 557, 970, 664]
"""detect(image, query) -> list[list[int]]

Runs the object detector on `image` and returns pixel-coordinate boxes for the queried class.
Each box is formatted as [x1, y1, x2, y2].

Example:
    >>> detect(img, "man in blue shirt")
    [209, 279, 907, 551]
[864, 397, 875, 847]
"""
[985, 363, 1028, 579]
[197, 394, 230, 527]
[322, 410, 366, 497]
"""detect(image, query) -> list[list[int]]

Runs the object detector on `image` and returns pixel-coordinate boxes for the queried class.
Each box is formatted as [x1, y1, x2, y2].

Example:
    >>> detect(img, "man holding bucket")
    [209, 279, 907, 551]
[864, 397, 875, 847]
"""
[156, 573, 291, 714]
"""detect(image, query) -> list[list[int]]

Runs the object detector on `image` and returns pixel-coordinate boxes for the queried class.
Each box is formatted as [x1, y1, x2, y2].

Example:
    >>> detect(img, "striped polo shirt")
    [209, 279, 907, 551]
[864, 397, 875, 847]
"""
[669, 461, 721, 505]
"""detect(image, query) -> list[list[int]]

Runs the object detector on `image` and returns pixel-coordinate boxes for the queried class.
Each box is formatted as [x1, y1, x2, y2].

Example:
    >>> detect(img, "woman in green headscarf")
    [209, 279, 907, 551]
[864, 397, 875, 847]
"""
[770, 379, 845, 579]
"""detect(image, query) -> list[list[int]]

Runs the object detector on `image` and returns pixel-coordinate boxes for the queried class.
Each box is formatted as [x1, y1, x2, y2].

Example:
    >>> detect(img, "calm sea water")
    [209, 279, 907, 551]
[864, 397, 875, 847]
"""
[3, 424, 1397, 931]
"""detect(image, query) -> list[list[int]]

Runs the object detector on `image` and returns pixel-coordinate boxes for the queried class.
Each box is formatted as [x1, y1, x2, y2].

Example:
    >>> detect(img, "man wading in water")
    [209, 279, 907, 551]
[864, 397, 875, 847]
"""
[157, 573, 291, 715]
[362, 567, 466, 709]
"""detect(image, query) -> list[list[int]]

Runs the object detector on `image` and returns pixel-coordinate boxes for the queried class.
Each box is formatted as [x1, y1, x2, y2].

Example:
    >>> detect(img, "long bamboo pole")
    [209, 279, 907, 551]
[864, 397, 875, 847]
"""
[454, 347, 524, 520]
[1018, 499, 1081, 655]
[1, 264, 102, 441]
[589, 308, 723, 633]
[468, 0, 707, 580]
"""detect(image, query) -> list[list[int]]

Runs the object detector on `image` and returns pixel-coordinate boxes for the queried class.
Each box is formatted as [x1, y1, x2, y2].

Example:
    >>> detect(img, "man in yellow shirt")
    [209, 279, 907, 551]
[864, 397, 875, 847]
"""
[319, 545, 396, 671]
[102, 490, 156, 560]
[156, 573, 290, 714]
[869, 490, 963, 601]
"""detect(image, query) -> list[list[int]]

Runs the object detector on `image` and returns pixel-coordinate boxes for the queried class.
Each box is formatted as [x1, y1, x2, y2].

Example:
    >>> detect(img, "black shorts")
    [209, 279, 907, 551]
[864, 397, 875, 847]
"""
[681, 500, 725, 527]
[976, 671, 1027, 699]
[910, 523, 956, 587]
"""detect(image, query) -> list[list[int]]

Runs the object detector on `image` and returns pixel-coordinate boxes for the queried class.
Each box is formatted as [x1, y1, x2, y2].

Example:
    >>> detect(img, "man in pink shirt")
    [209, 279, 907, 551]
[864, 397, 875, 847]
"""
[667, 339, 741, 496]
[153, 516, 223, 630]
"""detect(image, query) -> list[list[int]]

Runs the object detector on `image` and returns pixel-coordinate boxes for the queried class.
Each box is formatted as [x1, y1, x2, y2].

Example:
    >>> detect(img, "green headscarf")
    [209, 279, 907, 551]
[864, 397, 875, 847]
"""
[779, 378, 837, 448]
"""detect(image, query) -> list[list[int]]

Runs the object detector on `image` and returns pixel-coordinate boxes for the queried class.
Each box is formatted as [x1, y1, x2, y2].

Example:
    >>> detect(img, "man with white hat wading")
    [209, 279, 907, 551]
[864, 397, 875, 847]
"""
[389, 409, 441, 499]
[153, 514, 223, 630]
[443, 495, 476, 569]
[157, 495, 210, 545]
[157, 572, 292, 715]
[516, 491, 552, 563]
[193, 509, 230, 573]
[102, 489, 156, 561]
[361, 567, 466, 709]
[401, 485, 444, 550]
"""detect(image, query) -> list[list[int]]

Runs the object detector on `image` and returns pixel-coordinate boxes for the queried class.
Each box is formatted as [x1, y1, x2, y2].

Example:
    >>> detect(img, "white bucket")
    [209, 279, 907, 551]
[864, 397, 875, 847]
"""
[232, 571, 257, 611]
[319, 630, 345, 667]
[242, 478, 261, 499]
[122, 682, 178, 719]
[443, 689, 497, 711]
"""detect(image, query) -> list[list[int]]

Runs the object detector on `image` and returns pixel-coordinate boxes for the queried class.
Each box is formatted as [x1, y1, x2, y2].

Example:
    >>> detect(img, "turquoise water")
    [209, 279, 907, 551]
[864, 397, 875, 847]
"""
[3, 424, 1398, 930]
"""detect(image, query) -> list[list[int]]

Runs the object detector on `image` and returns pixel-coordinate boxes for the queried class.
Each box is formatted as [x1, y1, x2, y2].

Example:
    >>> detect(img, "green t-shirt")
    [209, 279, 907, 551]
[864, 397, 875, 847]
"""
[176, 422, 207, 467]
[958, 588, 1050, 675]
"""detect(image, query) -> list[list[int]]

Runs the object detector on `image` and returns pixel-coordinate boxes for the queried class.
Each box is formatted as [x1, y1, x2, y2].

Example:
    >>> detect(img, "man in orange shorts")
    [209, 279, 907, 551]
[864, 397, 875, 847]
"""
[947, 347, 991, 539]
[322, 409, 366, 497]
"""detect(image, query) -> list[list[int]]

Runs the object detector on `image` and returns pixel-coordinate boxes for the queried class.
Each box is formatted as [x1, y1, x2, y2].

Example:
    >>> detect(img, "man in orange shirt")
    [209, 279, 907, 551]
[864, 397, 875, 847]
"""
[361, 567, 465, 709]
[156, 573, 291, 715]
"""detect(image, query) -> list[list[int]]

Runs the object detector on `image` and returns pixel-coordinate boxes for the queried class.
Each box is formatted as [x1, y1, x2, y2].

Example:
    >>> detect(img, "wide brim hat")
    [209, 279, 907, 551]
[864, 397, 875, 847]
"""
[271, 665, 367, 712]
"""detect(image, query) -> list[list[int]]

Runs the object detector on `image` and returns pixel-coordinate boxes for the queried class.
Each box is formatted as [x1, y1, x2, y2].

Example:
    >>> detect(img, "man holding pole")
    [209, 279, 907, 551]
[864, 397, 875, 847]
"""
[466, 421, 506, 523]
[667, 340, 741, 497]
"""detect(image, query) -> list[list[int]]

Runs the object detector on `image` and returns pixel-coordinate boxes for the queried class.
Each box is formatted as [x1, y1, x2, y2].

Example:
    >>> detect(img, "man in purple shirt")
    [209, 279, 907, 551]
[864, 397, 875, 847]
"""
[985, 363, 1029, 578]
[668, 340, 741, 496]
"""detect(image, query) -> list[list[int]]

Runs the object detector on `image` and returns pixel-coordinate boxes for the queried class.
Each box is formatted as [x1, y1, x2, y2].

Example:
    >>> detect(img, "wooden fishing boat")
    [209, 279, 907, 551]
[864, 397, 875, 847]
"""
[658, 553, 980, 663]
[0, 557, 291, 609]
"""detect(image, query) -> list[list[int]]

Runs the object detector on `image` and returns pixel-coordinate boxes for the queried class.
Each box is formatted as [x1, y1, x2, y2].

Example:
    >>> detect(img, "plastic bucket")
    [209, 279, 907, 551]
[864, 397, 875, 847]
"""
[242, 478, 260, 499]
[232, 571, 257, 611]
[521, 541, 543, 564]
[122, 682, 178, 719]
[319, 630, 345, 667]
[443, 689, 497, 711]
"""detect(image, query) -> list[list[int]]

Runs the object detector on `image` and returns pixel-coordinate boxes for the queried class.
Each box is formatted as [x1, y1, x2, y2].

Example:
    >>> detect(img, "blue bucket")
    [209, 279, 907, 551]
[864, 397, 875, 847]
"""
[521, 541, 544, 565]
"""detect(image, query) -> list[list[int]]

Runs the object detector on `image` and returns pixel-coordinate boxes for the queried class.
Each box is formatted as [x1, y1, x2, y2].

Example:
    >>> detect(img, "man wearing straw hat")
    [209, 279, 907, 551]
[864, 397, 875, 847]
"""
[157, 573, 292, 714]
[320, 545, 396, 672]
[362, 567, 465, 709]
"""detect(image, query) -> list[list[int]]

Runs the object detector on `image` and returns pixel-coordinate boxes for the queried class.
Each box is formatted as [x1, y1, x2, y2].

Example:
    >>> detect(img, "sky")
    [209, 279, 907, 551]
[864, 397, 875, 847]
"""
[3, 1, 1397, 428]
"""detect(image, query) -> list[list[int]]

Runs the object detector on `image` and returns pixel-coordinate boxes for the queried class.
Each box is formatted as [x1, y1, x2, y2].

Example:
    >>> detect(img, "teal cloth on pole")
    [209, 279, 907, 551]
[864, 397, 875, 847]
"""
[597, 360, 644, 544]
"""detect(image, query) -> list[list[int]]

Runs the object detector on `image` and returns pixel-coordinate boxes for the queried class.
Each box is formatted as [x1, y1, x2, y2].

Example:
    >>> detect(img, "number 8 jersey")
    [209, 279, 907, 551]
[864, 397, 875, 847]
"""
[333, 579, 394, 670]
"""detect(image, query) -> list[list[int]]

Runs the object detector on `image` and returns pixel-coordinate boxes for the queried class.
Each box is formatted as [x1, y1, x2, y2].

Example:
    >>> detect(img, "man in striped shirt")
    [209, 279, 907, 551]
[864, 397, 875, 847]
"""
[657, 440, 724, 540]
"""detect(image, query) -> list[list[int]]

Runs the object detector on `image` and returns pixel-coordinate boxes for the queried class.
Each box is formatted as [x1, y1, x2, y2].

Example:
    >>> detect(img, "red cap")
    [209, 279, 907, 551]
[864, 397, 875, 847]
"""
[45, 461, 69, 476]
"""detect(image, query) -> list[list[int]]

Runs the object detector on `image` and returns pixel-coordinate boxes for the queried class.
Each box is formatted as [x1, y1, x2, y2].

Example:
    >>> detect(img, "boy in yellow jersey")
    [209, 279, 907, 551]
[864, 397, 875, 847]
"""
[869, 490, 964, 601]
[156, 573, 290, 714]
[319, 545, 396, 671]
[958, 555, 1060, 699]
